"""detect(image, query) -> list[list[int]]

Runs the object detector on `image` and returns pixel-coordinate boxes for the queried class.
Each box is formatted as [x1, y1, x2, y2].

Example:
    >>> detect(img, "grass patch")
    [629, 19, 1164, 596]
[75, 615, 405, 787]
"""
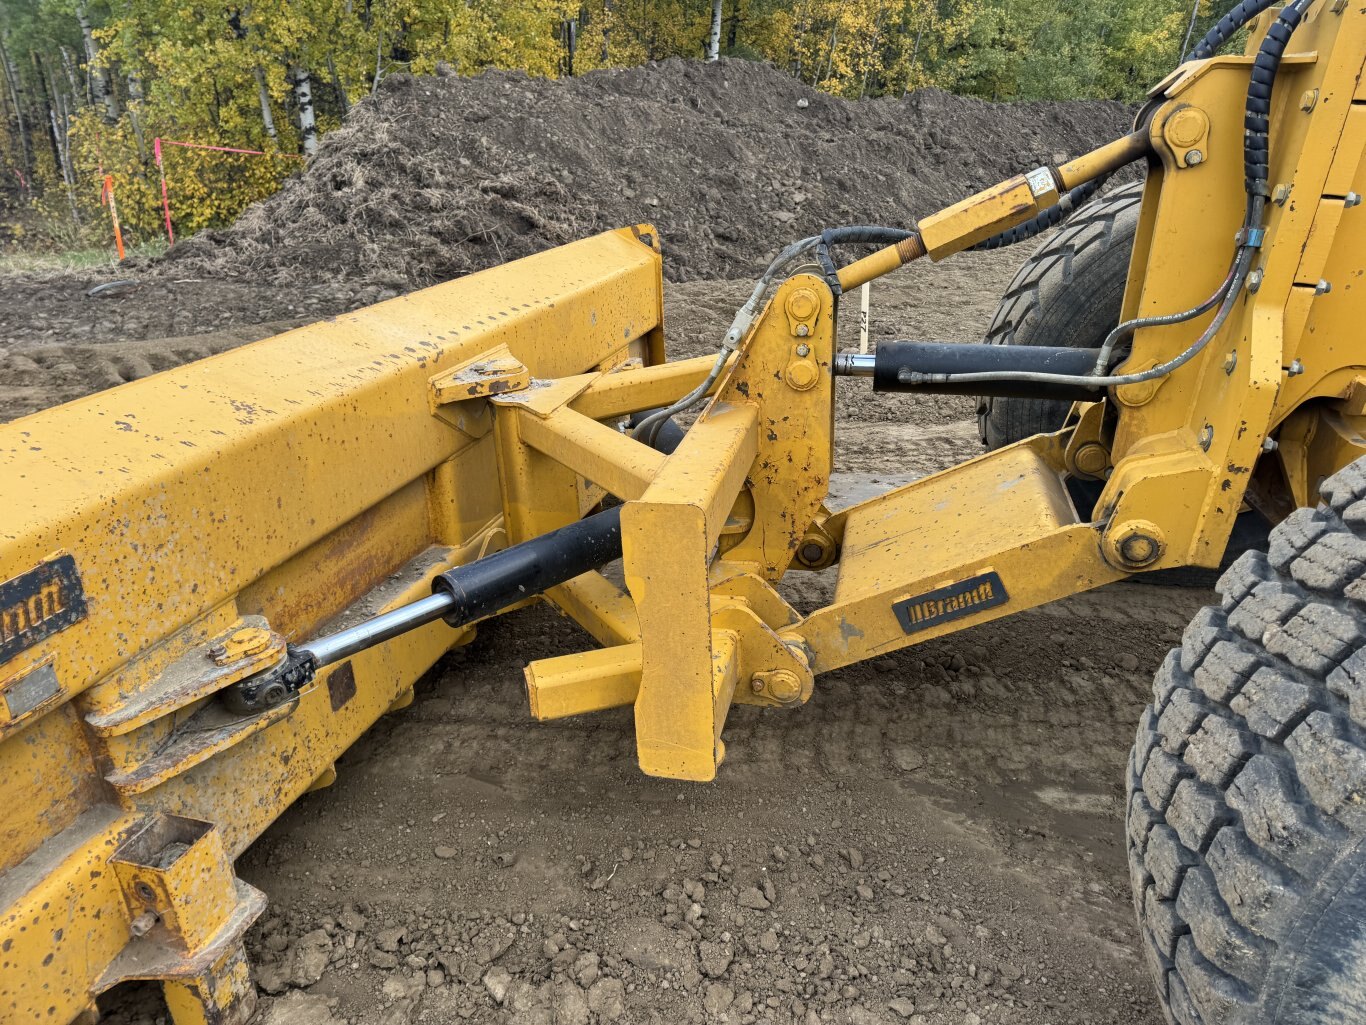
[0, 239, 167, 275]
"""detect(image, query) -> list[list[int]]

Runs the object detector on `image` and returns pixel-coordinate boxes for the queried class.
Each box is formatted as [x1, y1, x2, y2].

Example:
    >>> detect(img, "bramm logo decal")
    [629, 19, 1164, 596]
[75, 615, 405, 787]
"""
[892, 572, 1008, 634]
[0, 555, 87, 665]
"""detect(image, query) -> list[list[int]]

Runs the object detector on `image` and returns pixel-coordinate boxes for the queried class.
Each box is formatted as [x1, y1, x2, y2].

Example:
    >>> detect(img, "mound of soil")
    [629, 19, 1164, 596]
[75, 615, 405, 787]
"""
[169, 58, 1132, 290]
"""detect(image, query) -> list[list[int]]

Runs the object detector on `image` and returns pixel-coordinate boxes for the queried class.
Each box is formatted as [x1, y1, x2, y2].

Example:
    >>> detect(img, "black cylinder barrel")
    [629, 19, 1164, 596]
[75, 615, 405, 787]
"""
[431, 506, 624, 627]
[873, 341, 1105, 399]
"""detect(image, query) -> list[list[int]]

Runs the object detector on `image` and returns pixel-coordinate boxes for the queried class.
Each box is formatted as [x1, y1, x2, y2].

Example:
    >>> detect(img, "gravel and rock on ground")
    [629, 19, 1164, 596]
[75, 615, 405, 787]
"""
[0, 58, 1207, 1025]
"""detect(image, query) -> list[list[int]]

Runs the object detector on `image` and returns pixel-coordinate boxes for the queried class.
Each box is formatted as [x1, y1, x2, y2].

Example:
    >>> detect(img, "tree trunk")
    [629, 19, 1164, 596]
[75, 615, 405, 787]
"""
[601, 0, 611, 63]
[791, 0, 812, 79]
[1180, 0, 1202, 58]
[327, 54, 350, 115]
[291, 66, 318, 157]
[59, 46, 83, 105]
[372, 28, 384, 94]
[903, 25, 924, 95]
[562, 18, 577, 75]
[76, 1, 119, 121]
[859, 11, 886, 98]
[727, 0, 740, 50]
[254, 66, 278, 140]
[126, 73, 147, 163]
[35, 54, 79, 223]
[819, 26, 838, 86]
[706, 0, 723, 60]
[0, 35, 31, 179]
[31, 51, 63, 182]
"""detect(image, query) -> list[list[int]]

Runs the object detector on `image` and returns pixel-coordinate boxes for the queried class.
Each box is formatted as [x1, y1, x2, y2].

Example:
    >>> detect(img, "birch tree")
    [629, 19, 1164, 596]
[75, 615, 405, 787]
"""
[706, 0, 722, 60]
[252, 66, 278, 139]
[33, 51, 78, 222]
[0, 32, 31, 179]
[75, 0, 118, 121]
[291, 66, 318, 157]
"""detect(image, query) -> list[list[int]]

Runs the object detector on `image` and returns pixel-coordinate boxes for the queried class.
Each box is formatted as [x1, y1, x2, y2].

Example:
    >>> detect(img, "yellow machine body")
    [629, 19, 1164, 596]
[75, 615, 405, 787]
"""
[2, 4, 1366, 1021]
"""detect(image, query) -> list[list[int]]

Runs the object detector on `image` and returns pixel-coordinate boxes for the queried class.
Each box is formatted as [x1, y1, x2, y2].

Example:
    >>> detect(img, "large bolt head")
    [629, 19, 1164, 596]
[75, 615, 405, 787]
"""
[766, 670, 802, 703]
[785, 361, 819, 391]
[1072, 442, 1108, 477]
[786, 288, 819, 321]
[1165, 107, 1208, 148]
[1107, 519, 1166, 569]
[1120, 534, 1159, 565]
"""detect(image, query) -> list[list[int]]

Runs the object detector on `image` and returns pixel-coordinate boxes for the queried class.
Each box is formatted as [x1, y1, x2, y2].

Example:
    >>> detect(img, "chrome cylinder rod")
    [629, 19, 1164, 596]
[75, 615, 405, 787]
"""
[224, 506, 627, 715]
[300, 592, 455, 669]
[833, 352, 876, 376]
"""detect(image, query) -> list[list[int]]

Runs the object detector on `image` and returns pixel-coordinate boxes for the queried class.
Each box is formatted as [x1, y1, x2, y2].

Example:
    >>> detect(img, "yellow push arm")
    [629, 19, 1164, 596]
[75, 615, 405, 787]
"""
[837, 128, 1151, 291]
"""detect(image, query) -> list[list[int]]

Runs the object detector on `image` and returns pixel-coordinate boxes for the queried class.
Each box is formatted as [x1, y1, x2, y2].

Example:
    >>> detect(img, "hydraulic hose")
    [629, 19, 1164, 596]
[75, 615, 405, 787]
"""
[970, 0, 1290, 254]
[1090, 260, 1239, 375]
[631, 234, 820, 446]
[970, 176, 1112, 252]
[888, 0, 1308, 396]
[1242, 0, 1311, 196]
[815, 226, 917, 291]
[904, 232, 1257, 393]
[635, 226, 922, 445]
[1188, 0, 1281, 59]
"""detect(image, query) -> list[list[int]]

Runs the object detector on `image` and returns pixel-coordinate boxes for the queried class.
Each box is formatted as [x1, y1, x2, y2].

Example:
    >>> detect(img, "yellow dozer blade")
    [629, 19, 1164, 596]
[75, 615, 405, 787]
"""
[0, 226, 664, 1025]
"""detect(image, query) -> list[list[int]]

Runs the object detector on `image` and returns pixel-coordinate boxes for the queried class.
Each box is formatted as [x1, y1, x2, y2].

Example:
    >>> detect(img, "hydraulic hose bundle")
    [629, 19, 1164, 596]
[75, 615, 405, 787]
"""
[883, 0, 1312, 395]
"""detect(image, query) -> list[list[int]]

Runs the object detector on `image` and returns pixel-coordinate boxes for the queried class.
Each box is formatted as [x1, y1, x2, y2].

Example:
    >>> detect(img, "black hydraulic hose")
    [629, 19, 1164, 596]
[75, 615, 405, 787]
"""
[627, 408, 686, 454]
[1243, 0, 1312, 198]
[816, 226, 916, 292]
[1188, 0, 1280, 59]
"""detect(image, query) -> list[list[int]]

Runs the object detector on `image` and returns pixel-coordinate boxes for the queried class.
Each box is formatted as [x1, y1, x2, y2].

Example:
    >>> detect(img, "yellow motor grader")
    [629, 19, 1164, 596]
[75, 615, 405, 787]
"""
[2, 1, 1365, 1022]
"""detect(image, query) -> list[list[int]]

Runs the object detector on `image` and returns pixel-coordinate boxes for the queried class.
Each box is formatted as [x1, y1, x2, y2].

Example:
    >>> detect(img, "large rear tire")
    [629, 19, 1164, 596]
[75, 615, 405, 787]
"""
[1127, 457, 1366, 1024]
[978, 181, 1143, 450]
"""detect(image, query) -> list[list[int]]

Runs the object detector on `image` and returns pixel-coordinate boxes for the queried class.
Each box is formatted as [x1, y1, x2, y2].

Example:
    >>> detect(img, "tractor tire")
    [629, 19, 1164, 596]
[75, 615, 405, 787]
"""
[978, 181, 1144, 450]
[1127, 456, 1366, 1025]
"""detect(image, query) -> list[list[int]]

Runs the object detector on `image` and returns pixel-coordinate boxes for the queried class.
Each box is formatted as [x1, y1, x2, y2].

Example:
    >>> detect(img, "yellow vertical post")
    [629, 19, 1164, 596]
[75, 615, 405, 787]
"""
[622, 403, 757, 780]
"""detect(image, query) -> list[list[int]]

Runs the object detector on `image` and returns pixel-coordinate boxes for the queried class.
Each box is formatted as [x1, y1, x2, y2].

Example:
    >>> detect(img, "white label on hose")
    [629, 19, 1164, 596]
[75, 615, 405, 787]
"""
[1026, 166, 1056, 197]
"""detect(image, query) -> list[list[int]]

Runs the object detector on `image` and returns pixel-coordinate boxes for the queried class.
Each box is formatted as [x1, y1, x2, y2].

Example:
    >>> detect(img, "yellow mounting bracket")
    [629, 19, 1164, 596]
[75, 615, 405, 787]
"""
[506, 275, 835, 780]
[430, 343, 531, 436]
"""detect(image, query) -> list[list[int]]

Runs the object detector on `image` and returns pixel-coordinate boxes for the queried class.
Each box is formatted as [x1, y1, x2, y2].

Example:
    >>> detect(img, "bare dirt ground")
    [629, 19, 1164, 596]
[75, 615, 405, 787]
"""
[2, 246, 1212, 1025]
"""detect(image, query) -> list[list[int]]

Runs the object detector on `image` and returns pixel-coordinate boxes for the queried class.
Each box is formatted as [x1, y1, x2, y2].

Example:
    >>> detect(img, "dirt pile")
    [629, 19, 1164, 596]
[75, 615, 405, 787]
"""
[169, 59, 1131, 290]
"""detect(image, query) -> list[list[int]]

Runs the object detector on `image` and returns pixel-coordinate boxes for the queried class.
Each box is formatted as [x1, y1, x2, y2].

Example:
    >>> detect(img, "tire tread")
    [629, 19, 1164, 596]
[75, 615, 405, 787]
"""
[1128, 462, 1366, 1025]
